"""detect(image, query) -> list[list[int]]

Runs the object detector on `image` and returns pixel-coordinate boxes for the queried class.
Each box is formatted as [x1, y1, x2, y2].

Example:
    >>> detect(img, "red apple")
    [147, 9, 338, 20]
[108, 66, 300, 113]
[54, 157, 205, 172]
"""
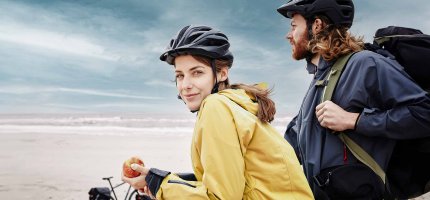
[123, 156, 144, 178]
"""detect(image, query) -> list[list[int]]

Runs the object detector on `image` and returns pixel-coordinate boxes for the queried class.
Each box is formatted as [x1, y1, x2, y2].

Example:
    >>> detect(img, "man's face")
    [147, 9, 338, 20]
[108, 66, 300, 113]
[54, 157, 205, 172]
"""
[286, 14, 309, 60]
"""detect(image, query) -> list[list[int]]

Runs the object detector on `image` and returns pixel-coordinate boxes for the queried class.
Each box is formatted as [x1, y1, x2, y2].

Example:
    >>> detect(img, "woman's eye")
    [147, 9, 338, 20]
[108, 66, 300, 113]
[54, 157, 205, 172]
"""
[176, 74, 184, 79]
[193, 71, 203, 76]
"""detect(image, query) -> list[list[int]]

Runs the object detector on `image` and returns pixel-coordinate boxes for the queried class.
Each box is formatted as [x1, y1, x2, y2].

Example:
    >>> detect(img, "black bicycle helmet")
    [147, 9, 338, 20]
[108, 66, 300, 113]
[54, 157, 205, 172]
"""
[277, 0, 354, 28]
[160, 25, 233, 67]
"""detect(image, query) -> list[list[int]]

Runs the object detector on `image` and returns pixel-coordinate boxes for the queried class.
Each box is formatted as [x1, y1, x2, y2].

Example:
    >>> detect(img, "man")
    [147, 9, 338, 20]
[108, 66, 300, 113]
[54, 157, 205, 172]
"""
[277, 0, 430, 199]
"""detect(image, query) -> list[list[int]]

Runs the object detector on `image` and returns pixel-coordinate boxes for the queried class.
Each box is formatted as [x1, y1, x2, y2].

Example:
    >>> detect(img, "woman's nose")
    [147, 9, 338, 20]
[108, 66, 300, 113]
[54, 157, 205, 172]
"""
[181, 76, 193, 89]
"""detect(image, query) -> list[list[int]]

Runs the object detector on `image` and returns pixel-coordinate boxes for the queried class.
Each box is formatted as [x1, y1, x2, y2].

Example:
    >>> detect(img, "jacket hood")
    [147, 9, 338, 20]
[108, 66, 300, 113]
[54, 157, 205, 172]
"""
[218, 89, 258, 116]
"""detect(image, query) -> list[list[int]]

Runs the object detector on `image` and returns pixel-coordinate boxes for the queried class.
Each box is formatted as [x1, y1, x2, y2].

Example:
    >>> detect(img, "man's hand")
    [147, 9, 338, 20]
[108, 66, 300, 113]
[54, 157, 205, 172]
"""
[315, 100, 359, 132]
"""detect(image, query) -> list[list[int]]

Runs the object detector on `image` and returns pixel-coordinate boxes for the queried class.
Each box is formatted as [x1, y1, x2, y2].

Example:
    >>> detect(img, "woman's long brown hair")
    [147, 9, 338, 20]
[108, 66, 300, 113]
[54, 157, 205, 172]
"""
[192, 55, 276, 123]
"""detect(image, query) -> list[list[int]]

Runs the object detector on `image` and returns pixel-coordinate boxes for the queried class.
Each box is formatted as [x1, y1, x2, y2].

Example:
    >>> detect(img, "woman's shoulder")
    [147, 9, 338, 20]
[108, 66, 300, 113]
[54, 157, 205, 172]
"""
[199, 92, 231, 112]
[196, 92, 237, 122]
[202, 92, 228, 104]
[200, 89, 249, 112]
[203, 89, 244, 104]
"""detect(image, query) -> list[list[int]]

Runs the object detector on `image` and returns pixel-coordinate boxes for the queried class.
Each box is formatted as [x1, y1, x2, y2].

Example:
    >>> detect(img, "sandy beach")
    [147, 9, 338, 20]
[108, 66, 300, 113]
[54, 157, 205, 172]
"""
[0, 131, 193, 200]
[1, 114, 429, 200]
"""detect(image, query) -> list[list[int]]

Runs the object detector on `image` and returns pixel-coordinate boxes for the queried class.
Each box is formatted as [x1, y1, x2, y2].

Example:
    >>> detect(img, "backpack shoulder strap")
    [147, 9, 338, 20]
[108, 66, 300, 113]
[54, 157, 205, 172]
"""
[321, 52, 387, 184]
[338, 134, 386, 184]
[321, 53, 354, 103]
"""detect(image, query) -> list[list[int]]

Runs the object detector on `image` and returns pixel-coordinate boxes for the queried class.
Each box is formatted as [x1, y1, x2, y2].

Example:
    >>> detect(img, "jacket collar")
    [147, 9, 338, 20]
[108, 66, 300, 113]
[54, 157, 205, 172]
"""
[306, 56, 334, 78]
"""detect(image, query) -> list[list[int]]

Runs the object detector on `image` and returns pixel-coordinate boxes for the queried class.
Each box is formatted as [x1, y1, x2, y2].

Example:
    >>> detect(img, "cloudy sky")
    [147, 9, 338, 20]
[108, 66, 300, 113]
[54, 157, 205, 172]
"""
[1, 0, 429, 115]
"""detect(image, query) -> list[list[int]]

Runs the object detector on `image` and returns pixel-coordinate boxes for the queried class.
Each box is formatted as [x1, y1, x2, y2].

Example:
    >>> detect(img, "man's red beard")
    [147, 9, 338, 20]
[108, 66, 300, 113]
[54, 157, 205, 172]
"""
[291, 30, 310, 60]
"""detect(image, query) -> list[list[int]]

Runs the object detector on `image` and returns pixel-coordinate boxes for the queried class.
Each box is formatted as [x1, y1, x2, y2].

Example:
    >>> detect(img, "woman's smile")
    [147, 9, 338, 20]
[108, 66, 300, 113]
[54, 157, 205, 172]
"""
[183, 93, 199, 100]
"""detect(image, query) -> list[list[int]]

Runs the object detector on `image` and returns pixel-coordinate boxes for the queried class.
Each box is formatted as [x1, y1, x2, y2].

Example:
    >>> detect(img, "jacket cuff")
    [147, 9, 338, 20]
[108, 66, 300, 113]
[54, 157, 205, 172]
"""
[353, 112, 362, 131]
[355, 108, 376, 134]
[145, 168, 171, 196]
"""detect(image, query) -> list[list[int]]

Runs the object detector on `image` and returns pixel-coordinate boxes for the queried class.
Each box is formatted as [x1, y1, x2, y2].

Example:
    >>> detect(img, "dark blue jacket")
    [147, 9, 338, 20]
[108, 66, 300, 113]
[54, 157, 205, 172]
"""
[285, 50, 430, 196]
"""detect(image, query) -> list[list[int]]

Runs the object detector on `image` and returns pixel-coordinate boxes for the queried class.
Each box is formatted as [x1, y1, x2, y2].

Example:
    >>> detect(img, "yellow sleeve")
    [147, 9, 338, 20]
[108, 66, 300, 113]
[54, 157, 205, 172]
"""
[156, 174, 210, 200]
[156, 95, 245, 200]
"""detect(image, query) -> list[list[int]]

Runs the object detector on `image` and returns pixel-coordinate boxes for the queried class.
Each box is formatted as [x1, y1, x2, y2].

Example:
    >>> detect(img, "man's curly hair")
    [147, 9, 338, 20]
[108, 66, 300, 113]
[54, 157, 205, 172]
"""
[308, 15, 364, 61]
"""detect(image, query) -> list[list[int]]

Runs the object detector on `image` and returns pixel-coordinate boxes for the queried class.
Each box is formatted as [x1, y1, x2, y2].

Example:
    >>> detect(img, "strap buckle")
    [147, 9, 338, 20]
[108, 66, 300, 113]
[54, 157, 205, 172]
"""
[313, 172, 332, 187]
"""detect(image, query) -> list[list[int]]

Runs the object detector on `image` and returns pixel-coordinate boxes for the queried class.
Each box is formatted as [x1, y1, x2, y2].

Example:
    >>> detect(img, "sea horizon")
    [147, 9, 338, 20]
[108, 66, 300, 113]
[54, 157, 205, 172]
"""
[0, 113, 293, 136]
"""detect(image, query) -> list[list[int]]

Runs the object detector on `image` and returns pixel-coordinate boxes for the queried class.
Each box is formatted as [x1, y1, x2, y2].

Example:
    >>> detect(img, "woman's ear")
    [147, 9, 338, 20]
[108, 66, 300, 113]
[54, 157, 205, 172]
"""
[219, 67, 229, 82]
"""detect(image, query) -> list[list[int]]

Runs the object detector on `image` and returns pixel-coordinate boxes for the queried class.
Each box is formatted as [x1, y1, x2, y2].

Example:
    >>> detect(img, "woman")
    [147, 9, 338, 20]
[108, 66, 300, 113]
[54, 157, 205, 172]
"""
[122, 25, 313, 200]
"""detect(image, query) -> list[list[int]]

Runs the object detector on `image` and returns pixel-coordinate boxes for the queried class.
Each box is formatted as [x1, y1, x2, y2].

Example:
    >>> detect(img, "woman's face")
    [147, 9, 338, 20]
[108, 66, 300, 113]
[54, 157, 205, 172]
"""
[175, 55, 227, 111]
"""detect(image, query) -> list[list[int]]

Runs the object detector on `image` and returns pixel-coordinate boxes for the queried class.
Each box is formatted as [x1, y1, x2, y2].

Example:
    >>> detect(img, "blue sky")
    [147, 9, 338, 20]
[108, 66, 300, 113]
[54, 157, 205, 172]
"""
[1, 0, 429, 115]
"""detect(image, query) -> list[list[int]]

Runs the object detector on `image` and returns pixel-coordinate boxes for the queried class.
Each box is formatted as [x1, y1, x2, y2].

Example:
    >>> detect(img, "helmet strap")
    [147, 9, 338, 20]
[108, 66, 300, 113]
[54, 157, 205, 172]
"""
[210, 59, 219, 94]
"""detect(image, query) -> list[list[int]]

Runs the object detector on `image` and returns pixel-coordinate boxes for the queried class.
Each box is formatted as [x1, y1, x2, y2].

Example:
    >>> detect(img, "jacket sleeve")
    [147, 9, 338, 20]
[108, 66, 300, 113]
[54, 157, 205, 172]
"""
[354, 56, 430, 139]
[285, 115, 301, 162]
[154, 173, 212, 200]
[155, 96, 245, 200]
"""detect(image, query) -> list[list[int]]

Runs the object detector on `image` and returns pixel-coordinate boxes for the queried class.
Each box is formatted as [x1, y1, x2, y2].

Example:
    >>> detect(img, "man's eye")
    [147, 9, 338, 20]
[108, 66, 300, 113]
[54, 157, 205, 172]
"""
[176, 74, 184, 79]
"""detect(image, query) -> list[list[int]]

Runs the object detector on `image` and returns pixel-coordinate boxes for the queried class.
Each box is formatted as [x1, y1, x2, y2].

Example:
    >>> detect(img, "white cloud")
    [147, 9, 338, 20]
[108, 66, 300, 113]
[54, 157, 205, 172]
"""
[0, 23, 119, 61]
[145, 79, 175, 88]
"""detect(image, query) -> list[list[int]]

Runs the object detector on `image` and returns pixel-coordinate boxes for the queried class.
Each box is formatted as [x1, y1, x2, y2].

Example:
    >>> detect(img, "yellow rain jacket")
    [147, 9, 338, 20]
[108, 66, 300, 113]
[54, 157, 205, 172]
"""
[155, 89, 313, 200]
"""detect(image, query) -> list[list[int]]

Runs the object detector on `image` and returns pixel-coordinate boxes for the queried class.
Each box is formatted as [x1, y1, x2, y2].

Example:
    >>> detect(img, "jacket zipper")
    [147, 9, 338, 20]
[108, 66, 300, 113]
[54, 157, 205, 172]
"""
[167, 180, 196, 188]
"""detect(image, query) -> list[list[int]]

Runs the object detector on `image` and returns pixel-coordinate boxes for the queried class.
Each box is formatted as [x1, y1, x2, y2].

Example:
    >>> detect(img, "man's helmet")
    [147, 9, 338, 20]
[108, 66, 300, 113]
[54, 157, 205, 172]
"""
[277, 0, 355, 28]
[160, 25, 233, 67]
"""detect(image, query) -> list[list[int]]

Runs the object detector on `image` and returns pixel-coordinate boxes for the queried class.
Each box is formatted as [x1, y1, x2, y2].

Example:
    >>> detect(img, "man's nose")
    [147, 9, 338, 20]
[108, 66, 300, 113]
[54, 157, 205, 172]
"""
[286, 31, 292, 40]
